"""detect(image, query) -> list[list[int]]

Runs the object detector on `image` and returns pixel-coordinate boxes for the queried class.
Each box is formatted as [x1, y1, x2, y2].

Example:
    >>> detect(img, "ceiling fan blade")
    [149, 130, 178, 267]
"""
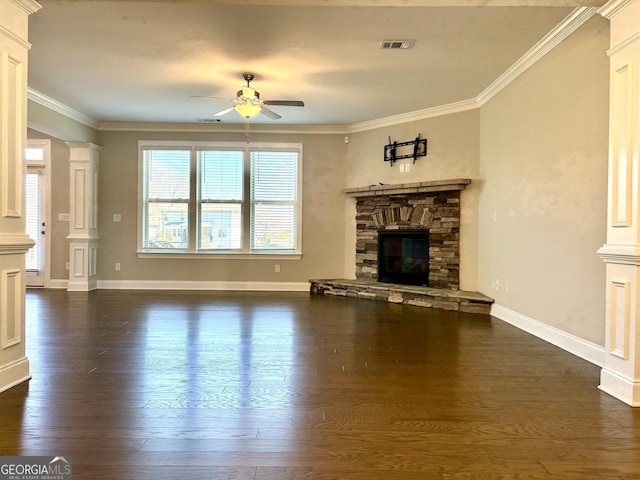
[260, 107, 282, 120]
[263, 100, 305, 107]
[190, 95, 228, 100]
[213, 106, 235, 117]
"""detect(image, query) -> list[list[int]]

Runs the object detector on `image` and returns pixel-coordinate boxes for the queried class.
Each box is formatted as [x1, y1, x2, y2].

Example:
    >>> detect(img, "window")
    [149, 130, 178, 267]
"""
[139, 141, 302, 256]
[251, 151, 299, 250]
[199, 150, 243, 250]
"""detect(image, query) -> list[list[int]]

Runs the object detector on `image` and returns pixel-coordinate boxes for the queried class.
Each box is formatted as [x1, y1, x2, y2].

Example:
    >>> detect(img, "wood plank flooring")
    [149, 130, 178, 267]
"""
[0, 289, 638, 479]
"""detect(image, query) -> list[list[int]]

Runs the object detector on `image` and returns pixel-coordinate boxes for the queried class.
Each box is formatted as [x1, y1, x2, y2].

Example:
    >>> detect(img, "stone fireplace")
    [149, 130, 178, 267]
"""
[309, 179, 493, 314]
[349, 179, 469, 290]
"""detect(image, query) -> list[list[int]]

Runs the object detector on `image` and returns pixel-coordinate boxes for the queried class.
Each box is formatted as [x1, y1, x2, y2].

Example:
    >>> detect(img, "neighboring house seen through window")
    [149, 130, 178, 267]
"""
[138, 141, 302, 256]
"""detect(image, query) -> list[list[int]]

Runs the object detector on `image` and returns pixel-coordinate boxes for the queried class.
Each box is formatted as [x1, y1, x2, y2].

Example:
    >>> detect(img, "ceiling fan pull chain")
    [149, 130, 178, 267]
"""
[245, 118, 250, 144]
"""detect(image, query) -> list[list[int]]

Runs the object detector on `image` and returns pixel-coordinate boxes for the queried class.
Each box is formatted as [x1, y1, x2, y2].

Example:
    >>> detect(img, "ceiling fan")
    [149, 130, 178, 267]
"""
[212, 73, 304, 120]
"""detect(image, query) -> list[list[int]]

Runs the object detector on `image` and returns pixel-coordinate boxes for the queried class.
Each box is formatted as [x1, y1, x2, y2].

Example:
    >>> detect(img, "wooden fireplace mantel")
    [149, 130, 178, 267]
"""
[343, 178, 471, 198]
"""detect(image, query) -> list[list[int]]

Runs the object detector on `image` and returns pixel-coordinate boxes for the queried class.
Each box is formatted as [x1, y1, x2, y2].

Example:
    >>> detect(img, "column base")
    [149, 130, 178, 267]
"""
[0, 357, 31, 394]
[599, 368, 640, 407]
[67, 239, 98, 292]
[67, 278, 98, 292]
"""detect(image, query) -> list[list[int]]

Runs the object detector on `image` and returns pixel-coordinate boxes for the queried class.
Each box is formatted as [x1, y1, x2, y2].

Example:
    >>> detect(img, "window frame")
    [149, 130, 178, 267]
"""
[137, 140, 303, 259]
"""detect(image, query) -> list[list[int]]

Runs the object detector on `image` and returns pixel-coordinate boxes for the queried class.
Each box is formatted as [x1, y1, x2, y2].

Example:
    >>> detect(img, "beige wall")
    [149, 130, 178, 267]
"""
[478, 15, 610, 345]
[96, 129, 348, 283]
[345, 109, 481, 290]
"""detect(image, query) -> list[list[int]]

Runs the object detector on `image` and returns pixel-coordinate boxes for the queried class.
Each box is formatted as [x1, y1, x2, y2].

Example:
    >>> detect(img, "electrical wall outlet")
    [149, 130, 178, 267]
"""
[275, 264, 280, 273]
[115, 263, 121, 271]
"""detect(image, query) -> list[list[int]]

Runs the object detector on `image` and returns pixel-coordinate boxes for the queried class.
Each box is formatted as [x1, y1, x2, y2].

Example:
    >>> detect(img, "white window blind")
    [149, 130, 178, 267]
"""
[142, 149, 190, 250]
[198, 150, 243, 250]
[25, 172, 41, 270]
[251, 151, 298, 251]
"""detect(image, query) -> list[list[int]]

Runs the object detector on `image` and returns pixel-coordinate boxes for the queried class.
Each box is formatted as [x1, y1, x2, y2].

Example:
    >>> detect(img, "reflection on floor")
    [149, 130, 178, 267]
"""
[0, 289, 637, 479]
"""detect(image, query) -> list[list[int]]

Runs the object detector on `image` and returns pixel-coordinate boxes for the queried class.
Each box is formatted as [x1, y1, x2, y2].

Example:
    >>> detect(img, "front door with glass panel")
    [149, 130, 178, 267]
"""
[25, 140, 50, 287]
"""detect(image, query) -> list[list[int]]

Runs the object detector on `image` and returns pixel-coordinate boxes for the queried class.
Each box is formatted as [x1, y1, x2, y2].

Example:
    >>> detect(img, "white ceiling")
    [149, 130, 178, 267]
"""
[27, 0, 606, 127]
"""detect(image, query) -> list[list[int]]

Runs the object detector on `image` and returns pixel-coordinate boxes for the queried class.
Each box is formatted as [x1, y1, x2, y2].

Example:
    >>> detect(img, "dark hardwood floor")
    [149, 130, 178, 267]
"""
[0, 289, 638, 479]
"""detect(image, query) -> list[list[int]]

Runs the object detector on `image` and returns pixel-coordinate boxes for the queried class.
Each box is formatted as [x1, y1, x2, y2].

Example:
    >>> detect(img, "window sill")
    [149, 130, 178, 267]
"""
[137, 251, 302, 260]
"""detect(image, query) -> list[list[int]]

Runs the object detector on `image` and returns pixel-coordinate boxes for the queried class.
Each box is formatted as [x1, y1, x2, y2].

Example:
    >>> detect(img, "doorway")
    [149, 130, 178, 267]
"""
[25, 139, 51, 288]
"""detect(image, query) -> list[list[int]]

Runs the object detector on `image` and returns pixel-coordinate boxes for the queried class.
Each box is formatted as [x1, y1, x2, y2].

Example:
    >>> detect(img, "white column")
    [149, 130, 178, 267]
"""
[0, 0, 41, 393]
[66, 142, 101, 292]
[598, 0, 640, 407]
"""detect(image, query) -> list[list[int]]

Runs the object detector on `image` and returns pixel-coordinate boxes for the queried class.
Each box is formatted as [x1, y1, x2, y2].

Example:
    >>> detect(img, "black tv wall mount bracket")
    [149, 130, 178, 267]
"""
[384, 133, 427, 166]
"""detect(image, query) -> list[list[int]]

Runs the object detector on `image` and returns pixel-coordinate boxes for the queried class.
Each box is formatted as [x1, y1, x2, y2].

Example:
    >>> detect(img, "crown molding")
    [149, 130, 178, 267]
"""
[97, 121, 347, 134]
[27, 88, 100, 129]
[99, 100, 480, 134]
[78, 1, 608, 5]
[477, 6, 597, 106]
[28, 6, 597, 136]
[346, 99, 480, 133]
[598, 0, 635, 19]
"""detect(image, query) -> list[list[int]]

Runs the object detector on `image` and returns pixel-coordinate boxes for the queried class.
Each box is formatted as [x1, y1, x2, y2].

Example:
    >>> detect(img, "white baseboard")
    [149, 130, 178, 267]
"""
[96, 280, 310, 292]
[40, 279, 310, 292]
[48, 279, 69, 289]
[491, 304, 605, 367]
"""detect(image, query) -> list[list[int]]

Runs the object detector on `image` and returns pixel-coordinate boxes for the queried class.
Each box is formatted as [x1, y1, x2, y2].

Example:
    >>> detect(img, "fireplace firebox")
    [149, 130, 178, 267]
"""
[377, 230, 430, 286]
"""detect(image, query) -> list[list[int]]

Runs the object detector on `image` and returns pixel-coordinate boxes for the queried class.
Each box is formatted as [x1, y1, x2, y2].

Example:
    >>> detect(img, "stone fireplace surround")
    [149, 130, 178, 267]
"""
[310, 179, 494, 314]
[352, 179, 467, 289]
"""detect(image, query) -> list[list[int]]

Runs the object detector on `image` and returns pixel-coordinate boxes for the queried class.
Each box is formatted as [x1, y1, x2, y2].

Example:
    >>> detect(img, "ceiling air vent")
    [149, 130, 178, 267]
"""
[380, 40, 414, 50]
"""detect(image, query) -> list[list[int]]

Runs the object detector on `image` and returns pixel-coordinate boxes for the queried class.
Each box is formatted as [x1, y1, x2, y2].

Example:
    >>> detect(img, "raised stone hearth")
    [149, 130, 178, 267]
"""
[310, 279, 493, 314]
[310, 179, 494, 314]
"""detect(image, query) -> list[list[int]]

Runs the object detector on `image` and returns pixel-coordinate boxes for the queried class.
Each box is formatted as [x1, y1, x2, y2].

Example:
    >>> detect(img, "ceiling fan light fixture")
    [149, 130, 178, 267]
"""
[208, 73, 304, 120]
[235, 101, 261, 118]
[239, 86, 259, 100]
